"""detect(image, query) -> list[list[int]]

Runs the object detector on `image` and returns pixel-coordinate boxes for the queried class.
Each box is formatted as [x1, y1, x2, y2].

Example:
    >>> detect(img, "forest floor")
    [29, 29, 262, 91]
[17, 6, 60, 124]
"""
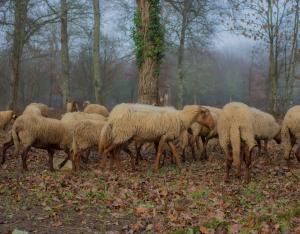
[0, 130, 300, 234]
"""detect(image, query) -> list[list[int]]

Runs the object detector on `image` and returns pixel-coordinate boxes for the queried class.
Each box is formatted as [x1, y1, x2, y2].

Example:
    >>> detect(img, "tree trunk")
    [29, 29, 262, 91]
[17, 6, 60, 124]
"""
[60, 0, 70, 107]
[269, 43, 278, 115]
[136, 0, 162, 105]
[92, 0, 102, 103]
[285, 0, 299, 107]
[176, 2, 188, 109]
[8, 0, 29, 111]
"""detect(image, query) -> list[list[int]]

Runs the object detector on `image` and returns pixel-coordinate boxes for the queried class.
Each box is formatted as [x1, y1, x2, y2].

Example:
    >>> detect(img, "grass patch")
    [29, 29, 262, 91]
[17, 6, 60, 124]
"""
[190, 187, 210, 200]
[203, 218, 228, 229]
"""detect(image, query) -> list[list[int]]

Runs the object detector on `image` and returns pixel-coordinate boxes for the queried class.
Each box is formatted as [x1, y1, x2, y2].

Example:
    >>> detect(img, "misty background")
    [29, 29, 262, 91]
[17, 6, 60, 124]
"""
[0, 0, 299, 113]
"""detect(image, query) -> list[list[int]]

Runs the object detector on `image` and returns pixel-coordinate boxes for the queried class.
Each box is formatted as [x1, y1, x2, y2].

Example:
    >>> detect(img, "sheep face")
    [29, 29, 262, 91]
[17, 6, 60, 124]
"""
[82, 101, 90, 109]
[196, 107, 215, 130]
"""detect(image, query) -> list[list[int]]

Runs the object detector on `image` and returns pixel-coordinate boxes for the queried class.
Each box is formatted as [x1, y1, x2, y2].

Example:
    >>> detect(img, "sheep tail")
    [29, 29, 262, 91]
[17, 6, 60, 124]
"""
[230, 126, 241, 166]
[99, 123, 113, 155]
[12, 126, 21, 156]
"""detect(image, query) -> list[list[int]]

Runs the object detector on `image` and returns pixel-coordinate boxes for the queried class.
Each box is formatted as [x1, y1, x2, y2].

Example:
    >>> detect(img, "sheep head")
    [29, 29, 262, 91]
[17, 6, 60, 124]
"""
[82, 100, 90, 109]
[195, 107, 215, 130]
[180, 105, 203, 129]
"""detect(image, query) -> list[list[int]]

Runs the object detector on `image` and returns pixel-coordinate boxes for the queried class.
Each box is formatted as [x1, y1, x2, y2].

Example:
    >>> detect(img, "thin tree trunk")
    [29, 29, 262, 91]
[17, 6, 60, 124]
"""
[176, 2, 188, 109]
[136, 0, 160, 105]
[267, 0, 278, 115]
[60, 0, 70, 107]
[285, 0, 299, 107]
[8, 0, 29, 111]
[93, 0, 102, 103]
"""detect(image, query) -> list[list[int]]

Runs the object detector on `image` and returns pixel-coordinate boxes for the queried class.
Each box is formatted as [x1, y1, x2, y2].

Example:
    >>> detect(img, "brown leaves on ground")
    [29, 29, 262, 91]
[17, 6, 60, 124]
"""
[0, 136, 300, 233]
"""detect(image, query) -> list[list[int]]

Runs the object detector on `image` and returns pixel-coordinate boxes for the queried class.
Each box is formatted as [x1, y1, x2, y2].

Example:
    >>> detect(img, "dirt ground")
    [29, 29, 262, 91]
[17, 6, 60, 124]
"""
[0, 129, 300, 234]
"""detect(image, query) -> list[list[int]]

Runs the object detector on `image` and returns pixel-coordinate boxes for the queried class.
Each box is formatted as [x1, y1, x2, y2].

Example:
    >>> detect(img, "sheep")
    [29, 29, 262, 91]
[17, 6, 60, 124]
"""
[0, 110, 16, 130]
[23, 103, 49, 116]
[218, 102, 257, 183]
[83, 103, 109, 117]
[71, 119, 106, 171]
[250, 107, 281, 156]
[11, 114, 72, 171]
[281, 106, 300, 164]
[1, 103, 50, 164]
[99, 103, 214, 171]
[66, 100, 79, 112]
[189, 106, 221, 160]
[61, 112, 107, 129]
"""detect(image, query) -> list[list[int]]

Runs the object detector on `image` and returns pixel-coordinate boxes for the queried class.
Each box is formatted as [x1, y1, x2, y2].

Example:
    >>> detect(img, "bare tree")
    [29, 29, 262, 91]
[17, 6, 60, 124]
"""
[93, 0, 102, 103]
[164, 0, 214, 108]
[60, 0, 70, 107]
[8, 0, 29, 110]
[228, 0, 297, 115]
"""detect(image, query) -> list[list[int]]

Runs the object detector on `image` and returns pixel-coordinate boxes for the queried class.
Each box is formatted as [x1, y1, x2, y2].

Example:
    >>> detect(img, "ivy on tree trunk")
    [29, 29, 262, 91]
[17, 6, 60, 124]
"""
[132, 0, 164, 105]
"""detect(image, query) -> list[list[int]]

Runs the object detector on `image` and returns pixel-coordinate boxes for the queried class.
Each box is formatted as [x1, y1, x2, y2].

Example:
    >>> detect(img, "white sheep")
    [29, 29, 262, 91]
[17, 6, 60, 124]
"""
[1, 103, 50, 164]
[250, 107, 281, 155]
[11, 114, 72, 171]
[0, 110, 16, 130]
[83, 103, 109, 117]
[23, 103, 49, 116]
[281, 106, 300, 163]
[99, 103, 214, 170]
[72, 119, 106, 170]
[218, 102, 257, 183]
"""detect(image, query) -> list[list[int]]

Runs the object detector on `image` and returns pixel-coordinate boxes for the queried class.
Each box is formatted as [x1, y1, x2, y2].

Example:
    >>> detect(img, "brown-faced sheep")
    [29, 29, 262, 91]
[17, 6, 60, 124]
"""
[218, 102, 257, 183]
[66, 100, 79, 112]
[99, 103, 214, 171]
[189, 106, 221, 160]
[11, 114, 72, 171]
[281, 106, 300, 164]
[0, 110, 16, 130]
[250, 107, 281, 155]
[83, 104, 109, 117]
[72, 119, 106, 171]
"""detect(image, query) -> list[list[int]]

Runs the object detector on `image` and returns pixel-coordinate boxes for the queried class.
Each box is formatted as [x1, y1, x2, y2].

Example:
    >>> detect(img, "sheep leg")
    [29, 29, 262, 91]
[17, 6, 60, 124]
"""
[47, 148, 55, 172]
[168, 142, 182, 170]
[110, 146, 121, 170]
[1, 138, 14, 164]
[101, 143, 117, 170]
[244, 145, 252, 184]
[81, 149, 90, 164]
[21, 146, 30, 171]
[201, 136, 208, 160]
[224, 146, 233, 183]
[263, 140, 268, 156]
[257, 140, 262, 156]
[135, 143, 142, 165]
[59, 151, 70, 169]
[123, 147, 135, 171]
[196, 136, 202, 150]
[188, 136, 196, 162]
[154, 137, 166, 171]
[236, 144, 244, 180]
[72, 151, 81, 171]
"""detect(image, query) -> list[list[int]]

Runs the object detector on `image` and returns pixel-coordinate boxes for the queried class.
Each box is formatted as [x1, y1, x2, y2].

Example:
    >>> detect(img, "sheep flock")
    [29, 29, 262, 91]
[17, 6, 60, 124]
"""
[1, 100, 300, 185]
